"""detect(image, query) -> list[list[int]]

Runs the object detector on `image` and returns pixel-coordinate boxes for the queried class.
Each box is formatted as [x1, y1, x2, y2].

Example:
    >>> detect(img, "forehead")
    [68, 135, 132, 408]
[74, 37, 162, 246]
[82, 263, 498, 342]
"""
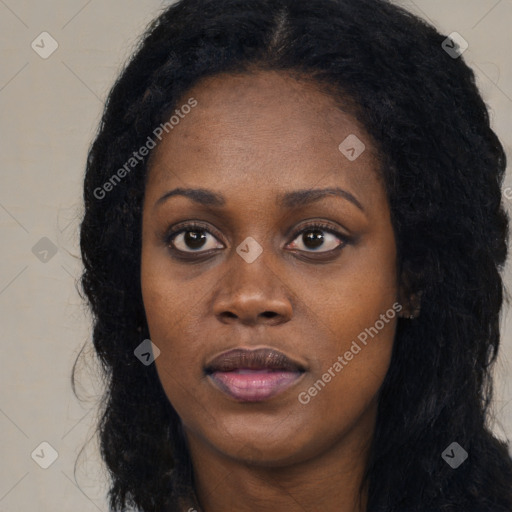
[146, 70, 381, 203]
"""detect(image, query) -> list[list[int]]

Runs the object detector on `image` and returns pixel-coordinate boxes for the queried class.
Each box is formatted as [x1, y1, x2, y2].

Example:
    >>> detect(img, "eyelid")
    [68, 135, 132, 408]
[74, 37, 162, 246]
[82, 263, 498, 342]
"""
[284, 220, 350, 253]
[165, 220, 225, 250]
[163, 219, 351, 255]
[286, 220, 350, 242]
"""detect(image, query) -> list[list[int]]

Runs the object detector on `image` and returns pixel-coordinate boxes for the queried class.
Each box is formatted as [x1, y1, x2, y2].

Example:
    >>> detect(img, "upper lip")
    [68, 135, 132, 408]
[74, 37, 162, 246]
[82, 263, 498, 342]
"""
[204, 347, 306, 373]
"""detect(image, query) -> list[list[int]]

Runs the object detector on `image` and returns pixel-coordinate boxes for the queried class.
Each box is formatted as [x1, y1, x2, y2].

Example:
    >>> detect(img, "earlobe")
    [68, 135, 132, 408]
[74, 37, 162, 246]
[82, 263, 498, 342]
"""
[402, 291, 422, 319]
[412, 290, 422, 317]
[397, 275, 422, 319]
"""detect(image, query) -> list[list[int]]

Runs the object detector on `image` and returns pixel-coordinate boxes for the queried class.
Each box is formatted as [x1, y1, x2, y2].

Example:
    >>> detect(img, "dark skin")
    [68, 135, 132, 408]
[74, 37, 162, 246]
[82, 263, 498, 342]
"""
[140, 70, 415, 512]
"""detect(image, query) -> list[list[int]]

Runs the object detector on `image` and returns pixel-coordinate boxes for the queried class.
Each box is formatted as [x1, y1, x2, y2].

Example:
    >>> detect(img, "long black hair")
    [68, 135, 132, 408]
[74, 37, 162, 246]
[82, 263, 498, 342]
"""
[76, 0, 512, 510]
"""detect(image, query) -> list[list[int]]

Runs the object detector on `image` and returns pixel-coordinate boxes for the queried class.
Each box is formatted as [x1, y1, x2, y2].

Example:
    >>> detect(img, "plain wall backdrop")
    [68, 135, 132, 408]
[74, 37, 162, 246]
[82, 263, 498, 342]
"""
[1, 1, 511, 510]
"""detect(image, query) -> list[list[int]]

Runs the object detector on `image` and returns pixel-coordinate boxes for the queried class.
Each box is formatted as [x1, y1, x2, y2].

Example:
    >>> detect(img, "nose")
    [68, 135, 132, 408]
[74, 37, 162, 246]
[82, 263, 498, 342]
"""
[212, 249, 293, 327]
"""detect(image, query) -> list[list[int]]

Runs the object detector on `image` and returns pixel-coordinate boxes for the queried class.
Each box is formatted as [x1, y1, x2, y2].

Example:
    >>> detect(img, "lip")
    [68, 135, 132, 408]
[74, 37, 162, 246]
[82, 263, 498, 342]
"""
[204, 347, 307, 402]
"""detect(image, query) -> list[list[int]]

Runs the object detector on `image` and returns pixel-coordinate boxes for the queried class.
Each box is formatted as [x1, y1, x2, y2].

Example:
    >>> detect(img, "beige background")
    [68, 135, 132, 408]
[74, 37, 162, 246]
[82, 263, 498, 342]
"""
[0, 1, 511, 510]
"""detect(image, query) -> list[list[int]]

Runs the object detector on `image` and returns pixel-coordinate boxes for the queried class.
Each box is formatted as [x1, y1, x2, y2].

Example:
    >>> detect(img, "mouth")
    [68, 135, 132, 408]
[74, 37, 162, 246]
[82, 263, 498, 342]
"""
[204, 347, 306, 402]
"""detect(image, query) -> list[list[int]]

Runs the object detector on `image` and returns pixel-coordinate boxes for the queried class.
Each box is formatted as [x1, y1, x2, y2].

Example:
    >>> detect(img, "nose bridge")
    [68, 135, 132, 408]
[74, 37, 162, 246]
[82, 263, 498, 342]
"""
[232, 236, 274, 292]
[228, 235, 277, 297]
[212, 236, 292, 324]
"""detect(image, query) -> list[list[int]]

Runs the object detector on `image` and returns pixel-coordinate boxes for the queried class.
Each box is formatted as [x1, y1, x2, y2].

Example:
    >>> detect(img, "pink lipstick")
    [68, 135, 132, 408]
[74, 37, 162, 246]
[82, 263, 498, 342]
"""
[204, 347, 306, 402]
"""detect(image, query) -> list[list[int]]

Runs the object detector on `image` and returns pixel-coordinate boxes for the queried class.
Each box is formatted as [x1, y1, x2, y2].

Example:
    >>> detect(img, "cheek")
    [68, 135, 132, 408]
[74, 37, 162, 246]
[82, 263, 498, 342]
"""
[140, 264, 231, 437]
[140, 238, 202, 344]
[140, 250, 201, 398]
[141, 278, 202, 375]
[294, 287, 398, 452]
[142, 288, 207, 425]
[297, 232, 399, 411]
[313, 227, 399, 346]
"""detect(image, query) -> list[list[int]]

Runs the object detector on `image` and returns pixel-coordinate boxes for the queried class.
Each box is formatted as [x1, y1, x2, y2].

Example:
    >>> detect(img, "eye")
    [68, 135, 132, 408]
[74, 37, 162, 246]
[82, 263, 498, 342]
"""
[286, 222, 348, 253]
[166, 222, 224, 254]
[164, 220, 349, 258]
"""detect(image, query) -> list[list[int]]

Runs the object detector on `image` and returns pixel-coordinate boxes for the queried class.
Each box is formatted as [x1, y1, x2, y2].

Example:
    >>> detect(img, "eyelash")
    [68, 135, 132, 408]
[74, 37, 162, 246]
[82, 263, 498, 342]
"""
[163, 220, 350, 259]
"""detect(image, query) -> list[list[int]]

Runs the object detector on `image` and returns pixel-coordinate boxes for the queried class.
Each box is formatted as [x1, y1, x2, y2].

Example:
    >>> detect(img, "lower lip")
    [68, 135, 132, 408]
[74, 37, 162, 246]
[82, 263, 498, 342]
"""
[208, 369, 304, 402]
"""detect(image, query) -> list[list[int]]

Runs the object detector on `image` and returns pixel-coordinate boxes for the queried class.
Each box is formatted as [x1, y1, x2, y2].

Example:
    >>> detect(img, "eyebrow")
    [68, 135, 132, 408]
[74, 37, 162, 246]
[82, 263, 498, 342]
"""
[154, 186, 364, 212]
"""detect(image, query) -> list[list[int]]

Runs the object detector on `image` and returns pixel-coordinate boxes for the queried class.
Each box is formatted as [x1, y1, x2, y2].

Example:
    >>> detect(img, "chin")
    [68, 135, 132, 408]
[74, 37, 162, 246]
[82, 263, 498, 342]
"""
[192, 417, 325, 467]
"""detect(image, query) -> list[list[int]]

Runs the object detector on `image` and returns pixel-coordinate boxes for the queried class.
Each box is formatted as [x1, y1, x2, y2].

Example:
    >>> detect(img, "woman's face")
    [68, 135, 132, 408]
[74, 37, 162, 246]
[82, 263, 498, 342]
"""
[141, 70, 403, 467]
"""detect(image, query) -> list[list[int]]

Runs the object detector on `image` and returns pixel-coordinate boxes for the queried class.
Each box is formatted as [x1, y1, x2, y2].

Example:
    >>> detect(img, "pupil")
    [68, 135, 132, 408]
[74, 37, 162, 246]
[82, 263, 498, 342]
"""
[185, 230, 206, 249]
[182, 230, 325, 250]
[304, 230, 324, 249]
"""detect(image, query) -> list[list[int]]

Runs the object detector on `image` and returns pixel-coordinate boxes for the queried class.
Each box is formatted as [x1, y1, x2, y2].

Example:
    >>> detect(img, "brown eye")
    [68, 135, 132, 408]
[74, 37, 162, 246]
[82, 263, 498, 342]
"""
[287, 224, 348, 253]
[167, 224, 224, 253]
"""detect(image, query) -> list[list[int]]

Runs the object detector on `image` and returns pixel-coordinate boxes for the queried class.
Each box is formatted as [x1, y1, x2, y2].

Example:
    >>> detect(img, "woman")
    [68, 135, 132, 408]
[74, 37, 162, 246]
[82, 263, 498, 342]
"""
[77, 0, 512, 510]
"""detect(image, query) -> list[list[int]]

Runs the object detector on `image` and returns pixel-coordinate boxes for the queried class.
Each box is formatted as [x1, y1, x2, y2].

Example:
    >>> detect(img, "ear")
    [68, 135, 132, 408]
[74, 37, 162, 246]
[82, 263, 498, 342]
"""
[398, 271, 422, 320]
